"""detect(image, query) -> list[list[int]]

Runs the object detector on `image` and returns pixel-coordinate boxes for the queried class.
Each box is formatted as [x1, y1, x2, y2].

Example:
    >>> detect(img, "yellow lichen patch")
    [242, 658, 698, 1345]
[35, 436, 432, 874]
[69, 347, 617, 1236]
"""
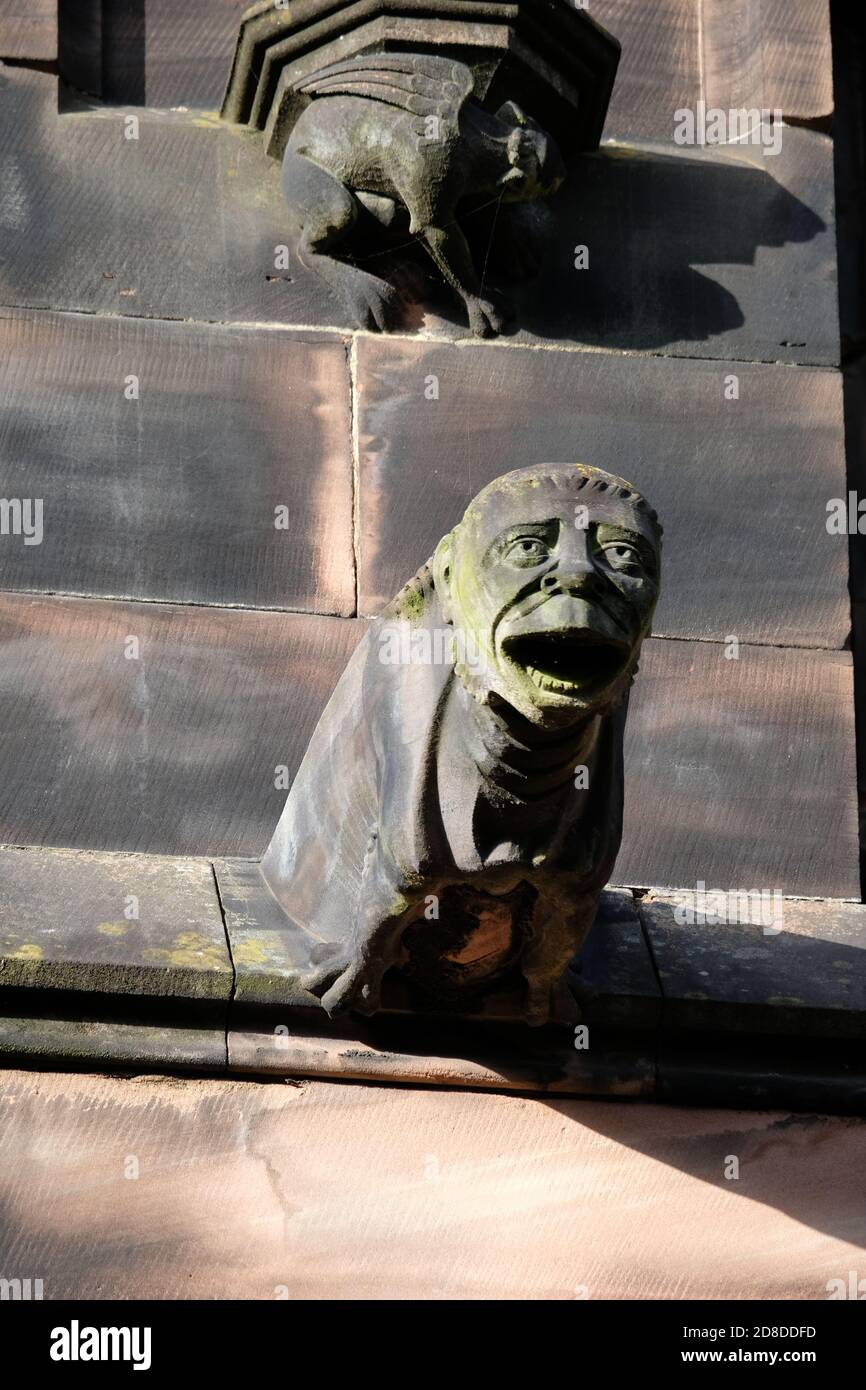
[143, 932, 226, 970]
[190, 111, 223, 129]
[96, 922, 129, 937]
[231, 938, 274, 967]
[9, 943, 43, 960]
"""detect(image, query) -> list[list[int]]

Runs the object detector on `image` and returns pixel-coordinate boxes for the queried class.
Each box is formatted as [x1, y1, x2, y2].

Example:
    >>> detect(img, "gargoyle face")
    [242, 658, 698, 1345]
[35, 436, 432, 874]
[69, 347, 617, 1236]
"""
[497, 103, 566, 202]
[433, 465, 661, 727]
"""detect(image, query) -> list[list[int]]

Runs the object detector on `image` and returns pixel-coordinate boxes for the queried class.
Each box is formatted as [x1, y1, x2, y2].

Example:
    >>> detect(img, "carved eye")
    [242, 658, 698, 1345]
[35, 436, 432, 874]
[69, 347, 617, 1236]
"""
[504, 536, 550, 567]
[600, 542, 643, 573]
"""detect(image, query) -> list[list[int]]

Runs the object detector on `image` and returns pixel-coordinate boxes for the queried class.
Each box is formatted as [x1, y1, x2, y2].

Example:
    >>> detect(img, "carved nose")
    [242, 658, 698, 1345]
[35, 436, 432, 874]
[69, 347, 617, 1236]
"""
[542, 563, 602, 598]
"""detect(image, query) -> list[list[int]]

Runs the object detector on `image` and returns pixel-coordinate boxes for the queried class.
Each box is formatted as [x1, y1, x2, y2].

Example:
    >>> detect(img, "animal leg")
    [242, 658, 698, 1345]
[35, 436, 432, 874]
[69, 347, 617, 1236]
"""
[304, 847, 415, 1018]
[282, 149, 397, 331]
[520, 896, 597, 1026]
[421, 223, 514, 338]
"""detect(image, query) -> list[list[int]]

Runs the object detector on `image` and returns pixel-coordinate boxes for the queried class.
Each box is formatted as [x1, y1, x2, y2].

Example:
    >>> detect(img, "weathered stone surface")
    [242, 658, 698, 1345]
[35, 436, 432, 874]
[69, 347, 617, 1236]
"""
[657, 1033, 866, 1115]
[565, 888, 661, 1030]
[640, 891, 866, 1038]
[0, 1015, 226, 1071]
[0, 311, 354, 613]
[501, 129, 836, 362]
[0, 596, 852, 896]
[0, 595, 365, 858]
[0, 0, 55, 60]
[0, 846, 231, 1000]
[620, 641, 858, 900]
[0, 1068, 863, 1298]
[356, 335, 846, 645]
[0, 68, 835, 363]
[0, 66, 342, 327]
[0, 845, 860, 1110]
[228, 1022, 656, 1096]
[596, 0, 833, 143]
[215, 857, 318, 1009]
[58, 0, 248, 110]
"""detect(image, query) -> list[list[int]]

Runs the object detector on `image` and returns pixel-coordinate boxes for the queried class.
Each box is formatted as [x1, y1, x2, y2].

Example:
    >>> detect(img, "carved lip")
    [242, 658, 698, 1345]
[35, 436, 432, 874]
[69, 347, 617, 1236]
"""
[501, 627, 630, 696]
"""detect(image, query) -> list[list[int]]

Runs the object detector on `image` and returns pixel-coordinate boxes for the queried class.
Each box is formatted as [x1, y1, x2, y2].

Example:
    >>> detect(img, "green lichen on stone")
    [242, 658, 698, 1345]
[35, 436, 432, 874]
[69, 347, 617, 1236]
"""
[393, 580, 427, 623]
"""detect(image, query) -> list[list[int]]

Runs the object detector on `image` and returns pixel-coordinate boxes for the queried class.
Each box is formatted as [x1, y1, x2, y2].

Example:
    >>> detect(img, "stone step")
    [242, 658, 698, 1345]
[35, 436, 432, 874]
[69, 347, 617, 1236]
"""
[1, 842, 864, 1111]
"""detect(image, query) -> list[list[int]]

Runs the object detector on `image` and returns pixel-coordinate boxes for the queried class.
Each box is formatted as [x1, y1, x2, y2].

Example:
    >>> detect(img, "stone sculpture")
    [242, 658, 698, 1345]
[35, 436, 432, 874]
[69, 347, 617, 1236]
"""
[281, 53, 565, 335]
[221, 2, 620, 336]
[262, 463, 662, 1024]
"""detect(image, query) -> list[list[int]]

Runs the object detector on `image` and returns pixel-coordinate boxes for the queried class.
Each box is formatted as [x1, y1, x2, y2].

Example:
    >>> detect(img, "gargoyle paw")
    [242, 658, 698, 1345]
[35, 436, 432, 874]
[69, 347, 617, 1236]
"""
[343, 281, 397, 334]
[320, 961, 382, 1018]
[465, 293, 513, 339]
[299, 949, 351, 1000]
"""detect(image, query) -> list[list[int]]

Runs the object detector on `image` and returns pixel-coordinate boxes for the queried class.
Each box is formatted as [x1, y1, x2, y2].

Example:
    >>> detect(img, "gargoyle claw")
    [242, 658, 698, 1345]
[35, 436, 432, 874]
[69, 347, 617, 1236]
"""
[466, 293, 514, 339]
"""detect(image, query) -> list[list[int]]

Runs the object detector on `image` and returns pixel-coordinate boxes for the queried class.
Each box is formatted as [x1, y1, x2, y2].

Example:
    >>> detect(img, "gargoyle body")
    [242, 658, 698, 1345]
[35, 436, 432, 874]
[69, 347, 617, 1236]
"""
[262, 464, 662, 1025]
[281, 53, 565, 335]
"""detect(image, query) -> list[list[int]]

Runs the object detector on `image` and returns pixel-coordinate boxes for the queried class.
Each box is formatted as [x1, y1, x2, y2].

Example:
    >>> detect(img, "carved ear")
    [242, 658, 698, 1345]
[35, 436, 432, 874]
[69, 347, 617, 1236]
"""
[432, 532, 454, 617]
[497, 100, 544, 134]
[496, 99, 528, 127]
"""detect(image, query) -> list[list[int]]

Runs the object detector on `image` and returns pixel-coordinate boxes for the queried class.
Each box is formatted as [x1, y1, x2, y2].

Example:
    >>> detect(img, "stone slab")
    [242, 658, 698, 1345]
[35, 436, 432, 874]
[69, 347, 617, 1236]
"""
[0, 590, 852, 895]
[657, 1033, 866, 1115]
[0, 0, 55, 61]
[565, 888, 661, 1031]
[0, 594, 365, 858]
[448, 130, 837, 362]
[0, 842, 860, 1110]
[620, 641, 858, 900]
[596, 0, 833, 143]
[0, 311, 354, 613]
[0, 1068, 863, 1298]
[640, 891, 866, 1038]
[118, 0, 247, 110]
[214, 857, 319, 1010]
[0, 1014, 226, 1071]
[0, 65, 343, 328]
[356, 335, 846, 647]
[0, 845, 231, 1000]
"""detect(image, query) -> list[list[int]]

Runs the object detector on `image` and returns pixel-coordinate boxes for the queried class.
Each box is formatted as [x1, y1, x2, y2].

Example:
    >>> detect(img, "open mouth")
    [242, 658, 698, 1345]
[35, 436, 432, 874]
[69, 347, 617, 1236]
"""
[502, 631, 628, 696]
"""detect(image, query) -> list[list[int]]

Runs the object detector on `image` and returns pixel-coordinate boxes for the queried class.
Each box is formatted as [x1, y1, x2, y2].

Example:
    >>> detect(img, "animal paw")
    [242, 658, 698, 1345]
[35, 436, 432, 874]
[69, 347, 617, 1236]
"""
[342, 280, 397, 333]
[299, 947, 351, 1000]
[465, 293, 513, 338]
[320, 960, 382, 1018]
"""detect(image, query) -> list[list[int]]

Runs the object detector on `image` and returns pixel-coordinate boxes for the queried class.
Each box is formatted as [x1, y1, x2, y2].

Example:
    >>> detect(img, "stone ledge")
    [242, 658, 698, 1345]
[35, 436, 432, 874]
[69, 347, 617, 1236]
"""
[0, 845, 232, 1001]
[1, 844, 864, 1110]
[640, 890, 866, 1038]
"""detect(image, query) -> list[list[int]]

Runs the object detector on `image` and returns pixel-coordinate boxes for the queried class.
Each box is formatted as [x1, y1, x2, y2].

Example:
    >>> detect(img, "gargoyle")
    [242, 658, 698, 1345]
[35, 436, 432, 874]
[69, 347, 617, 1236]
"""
[261, 463, 662, 1025]
[281, 53, 566, 336]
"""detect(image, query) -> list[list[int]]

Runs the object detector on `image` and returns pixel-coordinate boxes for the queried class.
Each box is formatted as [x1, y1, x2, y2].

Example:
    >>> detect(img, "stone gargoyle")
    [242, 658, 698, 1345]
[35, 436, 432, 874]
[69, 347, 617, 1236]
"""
[281, 53, 566, 336]
[262, 463, 662, 1025]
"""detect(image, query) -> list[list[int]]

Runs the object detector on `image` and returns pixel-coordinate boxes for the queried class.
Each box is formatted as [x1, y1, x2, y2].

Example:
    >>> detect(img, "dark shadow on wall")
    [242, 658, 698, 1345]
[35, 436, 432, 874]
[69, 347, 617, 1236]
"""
[59, 0, 146, 106]
[467, 143, 827, 351]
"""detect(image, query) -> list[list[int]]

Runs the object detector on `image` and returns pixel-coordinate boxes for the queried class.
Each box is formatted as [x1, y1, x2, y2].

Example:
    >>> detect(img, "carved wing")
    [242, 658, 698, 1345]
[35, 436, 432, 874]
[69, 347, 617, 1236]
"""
[294, 52, 475, 134]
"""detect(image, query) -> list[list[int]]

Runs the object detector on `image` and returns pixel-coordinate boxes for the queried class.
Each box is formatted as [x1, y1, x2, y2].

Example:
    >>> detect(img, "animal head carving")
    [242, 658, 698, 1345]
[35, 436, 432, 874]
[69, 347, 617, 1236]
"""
[496, 101, 566, 201]
[432, 463, 662, 726]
